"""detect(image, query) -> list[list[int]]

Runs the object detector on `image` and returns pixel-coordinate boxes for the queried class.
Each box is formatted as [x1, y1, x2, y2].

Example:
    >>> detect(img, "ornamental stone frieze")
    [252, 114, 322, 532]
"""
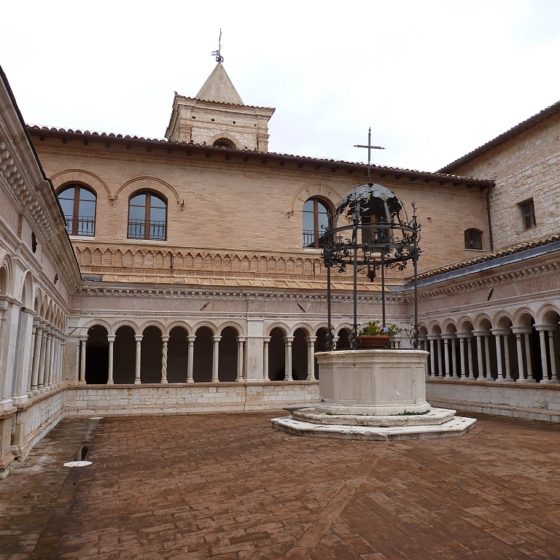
[74, 283, 406, 304]
[0, 136, 80, 290]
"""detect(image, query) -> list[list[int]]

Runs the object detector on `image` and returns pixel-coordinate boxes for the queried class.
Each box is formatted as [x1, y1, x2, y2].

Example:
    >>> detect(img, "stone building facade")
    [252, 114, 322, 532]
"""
[0, 62, 559, 476]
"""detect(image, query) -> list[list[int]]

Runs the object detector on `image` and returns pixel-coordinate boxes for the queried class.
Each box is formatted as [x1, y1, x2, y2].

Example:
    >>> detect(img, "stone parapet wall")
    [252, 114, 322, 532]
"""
[64, 382, 319, 416]
[427, 378, 560, 422]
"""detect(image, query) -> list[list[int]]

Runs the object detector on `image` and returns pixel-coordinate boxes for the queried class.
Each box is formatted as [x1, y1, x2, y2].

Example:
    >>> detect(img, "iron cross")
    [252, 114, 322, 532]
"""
[354, 127, 385, 181]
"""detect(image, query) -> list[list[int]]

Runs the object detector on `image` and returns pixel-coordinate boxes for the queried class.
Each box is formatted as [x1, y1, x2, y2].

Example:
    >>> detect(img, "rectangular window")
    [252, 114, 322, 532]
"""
[518, 199, 536, 230]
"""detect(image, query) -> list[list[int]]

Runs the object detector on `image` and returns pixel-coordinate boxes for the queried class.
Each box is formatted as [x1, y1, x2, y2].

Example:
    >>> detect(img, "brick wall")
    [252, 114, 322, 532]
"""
[450, 114, 560, 250]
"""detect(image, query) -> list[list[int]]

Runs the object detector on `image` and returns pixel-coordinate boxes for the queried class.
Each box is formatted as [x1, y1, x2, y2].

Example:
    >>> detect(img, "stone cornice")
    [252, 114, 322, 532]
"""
[74, 282, 406, 304]
[0, 69, 81, 291]
[416, 258, 560, 300]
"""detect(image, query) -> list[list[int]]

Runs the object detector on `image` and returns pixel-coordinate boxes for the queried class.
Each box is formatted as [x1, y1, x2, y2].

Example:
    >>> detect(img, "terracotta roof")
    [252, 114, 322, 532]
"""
[417, 233, 560, 281]
[440, 99, 560, 173]
[27, 124, 493, 188]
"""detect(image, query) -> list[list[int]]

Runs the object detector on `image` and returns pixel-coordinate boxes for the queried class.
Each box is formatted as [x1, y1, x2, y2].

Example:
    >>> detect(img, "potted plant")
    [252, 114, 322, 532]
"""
[357, 321, 402, 349]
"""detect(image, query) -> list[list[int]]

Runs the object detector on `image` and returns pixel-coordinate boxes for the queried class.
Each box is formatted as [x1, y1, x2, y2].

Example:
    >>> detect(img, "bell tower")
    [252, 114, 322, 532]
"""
[165, 62, 275, 151]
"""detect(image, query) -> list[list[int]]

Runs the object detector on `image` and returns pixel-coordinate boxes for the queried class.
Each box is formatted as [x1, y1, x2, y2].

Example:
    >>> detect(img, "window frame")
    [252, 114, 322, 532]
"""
[518, 198, 536, 230]
[303, 197, 332, 249]
[464, 228, 483, 250]
[127, 190, 168, 241]
[57, 183, 97, 237]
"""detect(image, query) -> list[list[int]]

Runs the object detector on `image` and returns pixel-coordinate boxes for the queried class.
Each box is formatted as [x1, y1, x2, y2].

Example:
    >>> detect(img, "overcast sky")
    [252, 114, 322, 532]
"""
[2, 0, 559, 172]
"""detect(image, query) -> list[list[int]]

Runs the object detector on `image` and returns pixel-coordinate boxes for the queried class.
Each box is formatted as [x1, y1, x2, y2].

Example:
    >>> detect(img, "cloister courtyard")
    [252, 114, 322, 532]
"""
[1, 411, 559, 559]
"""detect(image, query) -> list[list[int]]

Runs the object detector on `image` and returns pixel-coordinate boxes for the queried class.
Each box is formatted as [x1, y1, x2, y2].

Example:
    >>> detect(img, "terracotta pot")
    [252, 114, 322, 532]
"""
[357, 335, 390, 349]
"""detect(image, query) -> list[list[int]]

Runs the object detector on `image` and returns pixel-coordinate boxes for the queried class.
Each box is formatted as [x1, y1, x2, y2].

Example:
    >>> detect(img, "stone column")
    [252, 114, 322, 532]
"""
[30, 324, 43, 391]
[466, 336, 474, 380]
[484, 333, 492, 381]
[52, 336, 60, 386]
[60, 340, 66, 384]
[428, 338, 435, 376]
[284, 336, 293, 381]
[161, 335, 169, 384]
[474, 332, 484, 380]
[451, 337, 458, 378]
[524, 332, 535, 382]
[492, 330, 503, 381]
[443, 337, 450, 377]
[437, 338, 443, 376]
[107, 335, 115, 385]
[43, 331, 53, 387]
[38, 329, 48, 389]
[514, 331, 525, 382]
[458, 336, 466, 379]
[503, 333, 513, 382]
[547, 329, 557, 382]
[79, 336, 87, 385]
[186, 335, 195, 383]
[134, 334, 142, 384]
[306, 336, 316, 381]
[212, 336, 221, 382]
[536, 327, 549, 383]
[263, 337, 270, 381]
[26, 323, 38, 393]
[236, 337, 245, 382]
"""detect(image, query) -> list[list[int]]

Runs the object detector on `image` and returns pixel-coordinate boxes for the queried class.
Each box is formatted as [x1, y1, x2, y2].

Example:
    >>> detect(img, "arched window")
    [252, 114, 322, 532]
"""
[464, 228, 483, 250]
[57, 184, 96, 236]
[303, 197, 331, 248]
[213, 138, 236, 149]
[128, 191, 167, 240]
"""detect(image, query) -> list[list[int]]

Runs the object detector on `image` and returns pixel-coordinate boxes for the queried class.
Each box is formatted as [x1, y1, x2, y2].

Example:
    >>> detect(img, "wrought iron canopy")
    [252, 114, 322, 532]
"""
[322, 182, 421, 349]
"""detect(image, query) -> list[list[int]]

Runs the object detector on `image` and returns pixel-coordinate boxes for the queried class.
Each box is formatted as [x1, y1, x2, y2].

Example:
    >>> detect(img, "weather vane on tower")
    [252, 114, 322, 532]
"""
[211, 29, 224, 63]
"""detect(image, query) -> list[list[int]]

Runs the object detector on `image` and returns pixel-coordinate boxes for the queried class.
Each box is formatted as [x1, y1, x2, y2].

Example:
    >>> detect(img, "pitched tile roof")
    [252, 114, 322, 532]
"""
[440, 99, 560, 173]
[27, 125, 493, 188]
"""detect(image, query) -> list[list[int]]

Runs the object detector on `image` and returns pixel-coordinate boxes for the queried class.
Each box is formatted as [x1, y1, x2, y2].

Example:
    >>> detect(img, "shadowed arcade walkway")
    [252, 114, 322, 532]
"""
[1, 412, 560, 559]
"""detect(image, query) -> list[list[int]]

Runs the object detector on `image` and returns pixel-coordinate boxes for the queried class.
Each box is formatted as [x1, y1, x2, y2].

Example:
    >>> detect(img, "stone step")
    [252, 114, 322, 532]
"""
[271, 415, 477, 441]
[291, 407, 457, 427]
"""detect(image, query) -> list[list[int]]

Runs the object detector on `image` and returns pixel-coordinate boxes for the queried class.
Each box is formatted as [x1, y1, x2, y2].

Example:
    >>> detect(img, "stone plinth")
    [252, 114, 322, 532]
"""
[272, 350, 476, 441]
[316, 349, 430, 415]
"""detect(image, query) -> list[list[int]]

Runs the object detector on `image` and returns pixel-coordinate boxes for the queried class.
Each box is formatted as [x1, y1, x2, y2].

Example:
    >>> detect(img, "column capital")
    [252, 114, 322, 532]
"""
[491, 328, 510, 336]
[107, 335, 116, 342]
[79, 335, 87, 343]
[427, 334, 440, 341]
[441, 334, 454, 341]
[263, 336, 271, 344]
[212, 335, 222, 343]
[534, 324, 556, 332]
[306, 336, 317, 343]
[284, 336, 294, 343]
[161, 335, 170, 343]
[472, 330, 490, 337]
[456, 332, 473, 339]
[512, 326, 532, 335]
[134, 334, 143, 342]
[187, 335, 196, 343]
[236, 336, 246, 343]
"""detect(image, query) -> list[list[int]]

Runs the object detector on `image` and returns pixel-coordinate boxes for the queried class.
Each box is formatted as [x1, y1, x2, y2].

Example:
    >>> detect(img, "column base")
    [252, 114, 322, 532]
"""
[11, 394, 29, 406]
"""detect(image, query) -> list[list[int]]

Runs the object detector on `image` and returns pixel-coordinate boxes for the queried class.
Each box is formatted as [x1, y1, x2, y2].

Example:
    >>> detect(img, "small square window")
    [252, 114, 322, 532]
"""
[518, 199, 536, 230]
[464, 228, 483, 250]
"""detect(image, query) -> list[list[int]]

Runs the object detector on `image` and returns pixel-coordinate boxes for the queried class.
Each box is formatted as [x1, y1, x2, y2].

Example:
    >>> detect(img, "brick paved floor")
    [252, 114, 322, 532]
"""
[1, 412, 560, 559]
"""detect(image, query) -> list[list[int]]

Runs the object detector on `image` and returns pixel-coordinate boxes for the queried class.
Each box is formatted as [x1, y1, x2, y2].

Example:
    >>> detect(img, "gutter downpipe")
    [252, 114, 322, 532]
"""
[486, 183, 494, 252]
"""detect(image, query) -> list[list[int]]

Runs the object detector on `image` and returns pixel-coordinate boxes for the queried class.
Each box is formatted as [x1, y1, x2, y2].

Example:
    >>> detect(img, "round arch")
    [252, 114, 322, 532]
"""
[111, 320, 140, 336]
[165, 321, 192, 337]
[51, 169, 112, 201]
[114, 176, 182, 207]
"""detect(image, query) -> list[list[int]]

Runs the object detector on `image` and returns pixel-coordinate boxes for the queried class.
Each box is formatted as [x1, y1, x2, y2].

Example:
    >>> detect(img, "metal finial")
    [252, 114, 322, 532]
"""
[354, 127, 385, 182]
[211, 29, 224, 63]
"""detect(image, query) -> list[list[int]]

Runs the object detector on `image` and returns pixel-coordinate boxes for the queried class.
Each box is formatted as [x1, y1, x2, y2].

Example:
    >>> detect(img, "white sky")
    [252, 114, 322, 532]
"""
[2, 0, 560, 172]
